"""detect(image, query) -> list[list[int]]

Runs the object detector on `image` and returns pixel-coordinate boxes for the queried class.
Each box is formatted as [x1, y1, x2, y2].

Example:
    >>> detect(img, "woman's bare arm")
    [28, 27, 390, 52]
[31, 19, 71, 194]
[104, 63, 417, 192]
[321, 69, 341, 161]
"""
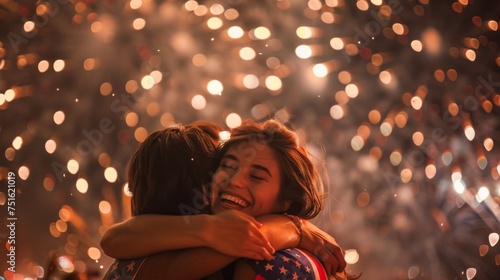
[101, 212, 345, 274]
[100, 211, 274, 260]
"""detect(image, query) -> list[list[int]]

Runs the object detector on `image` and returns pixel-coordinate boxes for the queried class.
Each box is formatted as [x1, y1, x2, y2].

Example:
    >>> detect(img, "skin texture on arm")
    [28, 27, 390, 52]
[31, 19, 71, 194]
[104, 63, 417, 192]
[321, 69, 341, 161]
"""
[101, 212, 301, 260]
[101, 211, 275, 260]
[101, 214, 209, 259]
[255, 214, 300, 249]
[299, 219, 346, 274]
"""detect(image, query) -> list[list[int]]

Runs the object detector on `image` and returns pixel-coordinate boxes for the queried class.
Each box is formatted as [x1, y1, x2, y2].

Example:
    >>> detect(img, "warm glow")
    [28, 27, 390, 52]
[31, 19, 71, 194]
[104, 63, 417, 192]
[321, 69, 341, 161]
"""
[38, 60, 49, 72]
[243, 74, 259, 89]
[330, 105, 344, 120]
[330, 37, 344, 50]
[125, 112, 139, 127]
[45, 139, 57, 154]
[313, 64, 328, 78]
[254, 27, 271, 39]
[483, 138, 494, 151]
[24, 21, 35, 32]
[368, 110, 381, 124]
[225, 113, 242, 128]
[132, 18, 146, 30]
[476, 186, 489, 203]
[400, 168, 412, 183]
[227, 26, 244, 39]
[295, 45, 312, 59]
[54, 111, 65, 125]
[99, 200, 112, 214]
[87, 247, 101, 260]
[296, 26, 313, 39]
[345, 84, 359, 98]
[379, 71, 392, 84]
[53, 59, 65, 72]
[338, 71, 352, 84]
[207, 80, 223, 95]
[18, 166, 30, 180]
[191, 94, 207, 110]
[465, 49, 476, 61]
[351, 135, 364, 151]
[425, 164, 436, 179]
[344, 249, 360, 264]
[390, 151, 402, 166]
[67, 159, 79, 174]
[392, 23, 405, 35]
[411, 40, 423, 52]
[265, 75, 282, 91]
[380, 121, 393, 136]
[76, 178, 88, 193]
[207, 17, 223, 30]
[141, 75, 155, 89]
[12, 136, 22, 150]
[412, 132, 424, 146]
[464, 124, 475, 141]
[209, 3, 225, 15]
[239, 47, 256, 60]
[411, 96, 423, 110]
[104, 167, 118, 183]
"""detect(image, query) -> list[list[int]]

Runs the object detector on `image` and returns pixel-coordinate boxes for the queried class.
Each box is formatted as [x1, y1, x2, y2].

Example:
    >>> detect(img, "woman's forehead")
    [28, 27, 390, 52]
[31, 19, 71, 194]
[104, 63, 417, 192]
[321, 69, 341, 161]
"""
[224, 143, 278, 165]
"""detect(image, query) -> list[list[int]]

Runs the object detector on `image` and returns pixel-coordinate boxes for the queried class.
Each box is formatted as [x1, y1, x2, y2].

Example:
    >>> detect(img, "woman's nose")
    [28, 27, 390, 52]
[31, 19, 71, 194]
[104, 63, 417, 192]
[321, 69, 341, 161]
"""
[229, 169, 249, 189]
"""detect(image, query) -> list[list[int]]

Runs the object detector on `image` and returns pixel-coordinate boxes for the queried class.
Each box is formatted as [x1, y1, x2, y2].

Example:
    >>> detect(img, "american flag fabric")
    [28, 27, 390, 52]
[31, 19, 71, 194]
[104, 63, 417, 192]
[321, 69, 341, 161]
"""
[102, 257, 147, 280]
[247, 248, 328, 280]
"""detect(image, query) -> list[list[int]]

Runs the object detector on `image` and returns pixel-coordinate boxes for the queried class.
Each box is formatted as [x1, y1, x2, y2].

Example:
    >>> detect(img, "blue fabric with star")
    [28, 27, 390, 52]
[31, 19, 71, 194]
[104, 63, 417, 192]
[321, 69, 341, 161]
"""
[246, 248, 327, 280]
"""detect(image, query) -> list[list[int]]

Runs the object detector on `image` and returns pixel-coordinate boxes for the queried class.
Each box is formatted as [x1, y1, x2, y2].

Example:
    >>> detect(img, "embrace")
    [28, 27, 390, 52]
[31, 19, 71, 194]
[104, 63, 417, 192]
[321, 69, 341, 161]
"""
[100, 119, 360, 280]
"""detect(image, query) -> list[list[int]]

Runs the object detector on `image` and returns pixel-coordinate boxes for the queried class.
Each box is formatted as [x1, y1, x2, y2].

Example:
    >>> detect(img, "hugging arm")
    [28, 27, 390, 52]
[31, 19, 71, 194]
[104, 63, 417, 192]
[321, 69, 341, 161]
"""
[101, 211, 346, 274]
[101, 211, 274, 260]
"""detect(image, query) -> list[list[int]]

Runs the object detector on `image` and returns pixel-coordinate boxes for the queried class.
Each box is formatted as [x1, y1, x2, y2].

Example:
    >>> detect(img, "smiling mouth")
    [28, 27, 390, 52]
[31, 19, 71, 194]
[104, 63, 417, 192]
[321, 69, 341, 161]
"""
[219, 193, 250, 208]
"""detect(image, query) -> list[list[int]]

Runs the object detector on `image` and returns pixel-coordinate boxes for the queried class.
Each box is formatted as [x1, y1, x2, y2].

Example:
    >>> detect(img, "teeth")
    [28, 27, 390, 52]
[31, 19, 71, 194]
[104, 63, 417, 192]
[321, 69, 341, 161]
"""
[220, 193, 249, 207]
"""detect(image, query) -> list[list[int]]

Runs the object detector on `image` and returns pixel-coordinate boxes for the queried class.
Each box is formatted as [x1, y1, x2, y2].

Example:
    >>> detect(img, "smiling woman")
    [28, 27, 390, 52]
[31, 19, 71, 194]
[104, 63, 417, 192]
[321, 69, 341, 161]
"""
[215, 119, 325, 220]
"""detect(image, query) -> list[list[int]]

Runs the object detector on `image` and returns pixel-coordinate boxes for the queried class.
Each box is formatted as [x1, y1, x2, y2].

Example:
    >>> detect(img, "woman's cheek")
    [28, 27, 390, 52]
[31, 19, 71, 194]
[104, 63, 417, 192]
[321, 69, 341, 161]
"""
[211, 170, 229, 190]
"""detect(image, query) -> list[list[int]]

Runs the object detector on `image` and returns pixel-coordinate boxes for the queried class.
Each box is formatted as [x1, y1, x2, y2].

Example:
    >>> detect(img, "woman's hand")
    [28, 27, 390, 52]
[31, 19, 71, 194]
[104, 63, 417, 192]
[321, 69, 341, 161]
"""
[202, 210, 275, 261]
[298, 220, 346, 276]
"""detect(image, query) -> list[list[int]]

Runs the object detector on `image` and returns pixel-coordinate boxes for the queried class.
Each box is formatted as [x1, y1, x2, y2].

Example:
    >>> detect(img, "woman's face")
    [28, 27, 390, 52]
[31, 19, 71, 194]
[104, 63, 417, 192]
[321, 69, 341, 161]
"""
[210, 142, 283, 217]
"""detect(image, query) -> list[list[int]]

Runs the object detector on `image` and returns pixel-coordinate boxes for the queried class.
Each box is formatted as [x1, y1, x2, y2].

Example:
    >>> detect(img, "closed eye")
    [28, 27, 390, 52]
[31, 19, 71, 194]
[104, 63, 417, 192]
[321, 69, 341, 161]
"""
[219, 157, 238, 173]
[250, 172, 267, 182]
[221, 163, 237, 170]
